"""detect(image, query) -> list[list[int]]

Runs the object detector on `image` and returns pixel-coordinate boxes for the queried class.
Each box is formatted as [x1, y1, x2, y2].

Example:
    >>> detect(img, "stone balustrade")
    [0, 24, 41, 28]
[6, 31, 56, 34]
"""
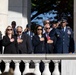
[0, 54, 76, 75]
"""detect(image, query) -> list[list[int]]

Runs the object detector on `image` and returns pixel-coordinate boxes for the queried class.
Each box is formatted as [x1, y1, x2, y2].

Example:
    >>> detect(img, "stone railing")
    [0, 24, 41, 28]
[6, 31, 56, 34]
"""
[0, 54, 76, 75]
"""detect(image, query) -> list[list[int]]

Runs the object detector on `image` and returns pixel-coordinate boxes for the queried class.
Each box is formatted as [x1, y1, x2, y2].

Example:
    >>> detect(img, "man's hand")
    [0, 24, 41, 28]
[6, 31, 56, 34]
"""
[47, 40, 53, 44]
[40, 37, 44, 41]
[17, 38, 23, 44]
[10, 38, 14, 42]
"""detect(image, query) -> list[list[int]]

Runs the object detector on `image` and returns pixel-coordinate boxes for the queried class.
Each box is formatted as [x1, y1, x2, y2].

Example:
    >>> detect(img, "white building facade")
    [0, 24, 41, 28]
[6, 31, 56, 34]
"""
[0, 0, 31, 35]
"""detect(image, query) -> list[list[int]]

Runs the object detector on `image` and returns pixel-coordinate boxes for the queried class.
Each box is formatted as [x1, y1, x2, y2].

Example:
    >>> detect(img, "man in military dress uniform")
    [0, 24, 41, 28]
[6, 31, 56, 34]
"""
[55, 19, 74, 53]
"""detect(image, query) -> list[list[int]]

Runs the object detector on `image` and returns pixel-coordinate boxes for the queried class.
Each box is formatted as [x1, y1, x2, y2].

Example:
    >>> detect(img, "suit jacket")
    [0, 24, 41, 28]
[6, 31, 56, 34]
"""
[55, 26, 74, 53]
[17, 33, 32, 54]
[44, 31, 55, 53]
[32, 35, 46, 53]
[23, 31, 34, 40]
[2, 35, 18, 54]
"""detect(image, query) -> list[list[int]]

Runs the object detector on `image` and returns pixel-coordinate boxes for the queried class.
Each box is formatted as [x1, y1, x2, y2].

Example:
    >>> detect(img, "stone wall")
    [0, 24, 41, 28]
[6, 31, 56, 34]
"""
[8, 0, 30, 30]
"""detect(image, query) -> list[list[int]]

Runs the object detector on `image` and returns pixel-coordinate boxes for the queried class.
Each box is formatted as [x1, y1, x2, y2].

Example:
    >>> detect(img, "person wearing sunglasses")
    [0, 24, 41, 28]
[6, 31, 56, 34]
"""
[2, 26, 18, 54]
[44, 22, 54, 54]
[32, 25, 46, 73]
[16, 26, 32, 54]
[32, 25, 46, 53]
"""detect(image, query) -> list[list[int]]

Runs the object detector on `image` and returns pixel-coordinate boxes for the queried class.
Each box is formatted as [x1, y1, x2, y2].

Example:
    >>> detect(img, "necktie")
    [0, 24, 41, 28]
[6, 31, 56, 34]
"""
[62, 28, 64, 32]
[46, 33, 50, 40]
[17, 36, 21, 39]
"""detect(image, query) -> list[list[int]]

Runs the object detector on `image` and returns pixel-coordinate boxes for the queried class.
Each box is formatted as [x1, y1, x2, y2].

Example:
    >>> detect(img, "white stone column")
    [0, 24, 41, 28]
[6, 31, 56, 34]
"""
[33, 60, 41, 75]
[42, 60, 51, 75]
[22, 0, 30, 30]
[14, 60, 21, 75]
[0, 0, 8, 35]
[74, 0, 76, 52]
[27, 0, 31, 28]
[22, 0, 31, 29]
[8, 0, 31, 30]
[52, 60, 60, 75]
[4, 60, 10, 72]
[61, 60, 76, 75]
[23, 60, 30, 75]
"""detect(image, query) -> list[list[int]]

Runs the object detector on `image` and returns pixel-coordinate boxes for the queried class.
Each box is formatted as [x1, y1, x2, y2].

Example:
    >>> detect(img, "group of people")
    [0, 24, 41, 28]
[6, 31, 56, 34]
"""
[2, 22, 32, 54]
[0, 19, 74, 74]
[32, 19, 74, 54]
[0, 19, 75, 54]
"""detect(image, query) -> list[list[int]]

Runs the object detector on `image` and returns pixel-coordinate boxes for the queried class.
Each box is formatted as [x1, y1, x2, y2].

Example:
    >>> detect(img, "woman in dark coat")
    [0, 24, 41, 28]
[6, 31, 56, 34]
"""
[2, 26, 18, 54]
[32, 25, 46, 53]
[32, 25, 45, 73]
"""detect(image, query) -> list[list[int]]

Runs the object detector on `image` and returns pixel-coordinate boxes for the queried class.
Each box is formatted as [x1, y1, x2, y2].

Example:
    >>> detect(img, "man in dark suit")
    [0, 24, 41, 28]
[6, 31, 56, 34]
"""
[55, 19, 74, 53]
[23, 24, 34, 40]
[44, 23, 54, 53]
[16, 26, 32, 54]
[11, 21, 17, 36]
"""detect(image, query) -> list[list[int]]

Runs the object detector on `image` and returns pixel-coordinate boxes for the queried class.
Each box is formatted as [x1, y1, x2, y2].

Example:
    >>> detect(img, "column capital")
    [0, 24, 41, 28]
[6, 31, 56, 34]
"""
[23, 60, 30, 63]
[33, 60, 41, 63]
[3, 60, 11, 63]
[52, 60, 60, 63]
[13, 60, 21, 63]
[42, 60, 50, 63]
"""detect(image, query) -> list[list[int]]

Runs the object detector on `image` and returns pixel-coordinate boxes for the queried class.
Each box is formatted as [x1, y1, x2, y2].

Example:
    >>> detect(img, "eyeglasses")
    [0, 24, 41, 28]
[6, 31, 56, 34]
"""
[45, 28, 50, 29]
[17, 31, 22, 33]
[7, 29, 12, 31]
[37, 29, 42, 30]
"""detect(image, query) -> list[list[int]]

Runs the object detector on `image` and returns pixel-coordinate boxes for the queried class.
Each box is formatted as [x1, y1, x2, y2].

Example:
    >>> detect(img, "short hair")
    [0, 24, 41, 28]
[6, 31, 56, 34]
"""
[17, 26, 22, 29]
[16, 26, 23, 31]
[43, 20, 50, 25]
[25, 73, 35, 75]
[11, 21, 16, 25]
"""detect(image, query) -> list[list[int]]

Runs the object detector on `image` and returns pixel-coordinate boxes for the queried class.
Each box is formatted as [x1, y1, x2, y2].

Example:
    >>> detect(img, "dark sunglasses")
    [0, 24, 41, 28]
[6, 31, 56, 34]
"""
[17, 31, 22, 33]
[7, 29, 12, 31]
[37, 29, 42, 30]
[46, 28, 50, 29]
